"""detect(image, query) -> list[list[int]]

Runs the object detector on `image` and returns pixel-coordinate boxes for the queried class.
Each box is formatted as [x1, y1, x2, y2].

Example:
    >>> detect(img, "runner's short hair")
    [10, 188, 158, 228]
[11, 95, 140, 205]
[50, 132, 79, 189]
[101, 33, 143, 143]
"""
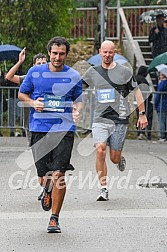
[33, 53, 48, 64]
[47, 36, 70, 55]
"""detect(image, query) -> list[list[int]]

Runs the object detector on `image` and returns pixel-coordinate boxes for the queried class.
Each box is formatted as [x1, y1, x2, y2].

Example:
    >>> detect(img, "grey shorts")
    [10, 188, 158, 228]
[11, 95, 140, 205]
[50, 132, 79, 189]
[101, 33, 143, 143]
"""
[92, 123, 128, 151]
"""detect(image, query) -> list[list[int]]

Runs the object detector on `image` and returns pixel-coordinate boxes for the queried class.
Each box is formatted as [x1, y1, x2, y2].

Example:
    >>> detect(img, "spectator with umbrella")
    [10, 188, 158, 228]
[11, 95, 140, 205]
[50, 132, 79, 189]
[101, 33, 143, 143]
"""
[148, 13, 167, 58]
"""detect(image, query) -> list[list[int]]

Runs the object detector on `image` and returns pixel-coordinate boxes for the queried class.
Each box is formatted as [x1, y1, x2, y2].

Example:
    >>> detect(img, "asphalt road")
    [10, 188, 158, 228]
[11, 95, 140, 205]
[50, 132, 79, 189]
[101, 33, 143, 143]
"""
[0, 136, 167, 252]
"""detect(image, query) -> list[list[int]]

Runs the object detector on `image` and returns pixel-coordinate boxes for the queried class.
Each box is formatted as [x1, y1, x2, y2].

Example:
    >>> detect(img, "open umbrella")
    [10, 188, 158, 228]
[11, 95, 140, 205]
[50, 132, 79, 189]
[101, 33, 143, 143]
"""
[155, 64, 167, 77]
[0, 44, 22, 61]
[148, 52, 167, 72]
[139, 9, 167, 23]
[87, 53, 128, 66]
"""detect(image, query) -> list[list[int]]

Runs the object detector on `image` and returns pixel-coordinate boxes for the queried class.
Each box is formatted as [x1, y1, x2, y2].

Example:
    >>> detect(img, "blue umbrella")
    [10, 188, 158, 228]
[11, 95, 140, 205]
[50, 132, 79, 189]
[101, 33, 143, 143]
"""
[87, 53, 128, 66]
[0, 44, 22, 61]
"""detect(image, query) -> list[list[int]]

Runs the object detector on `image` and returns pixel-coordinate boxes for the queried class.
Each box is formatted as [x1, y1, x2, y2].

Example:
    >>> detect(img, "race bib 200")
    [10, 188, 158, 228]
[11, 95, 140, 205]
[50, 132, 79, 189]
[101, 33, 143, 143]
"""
[43, 94, 65, 112]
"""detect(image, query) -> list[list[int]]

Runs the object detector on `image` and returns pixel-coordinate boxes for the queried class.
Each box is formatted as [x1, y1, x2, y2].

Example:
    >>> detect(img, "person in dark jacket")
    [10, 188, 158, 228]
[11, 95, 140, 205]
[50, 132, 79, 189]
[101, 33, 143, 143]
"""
[149, 14, 167, 58]
[154, 72, 167, 141]
[135, 65, 153, 140]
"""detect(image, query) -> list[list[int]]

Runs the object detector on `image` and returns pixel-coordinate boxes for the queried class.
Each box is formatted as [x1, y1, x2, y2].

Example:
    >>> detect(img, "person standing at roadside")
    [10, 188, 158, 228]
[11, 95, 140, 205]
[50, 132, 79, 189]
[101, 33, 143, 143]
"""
[6, 48, 48, 141]
[135, 65, 153, 141]
[6, 48, 48, 85]
[163, 18, 167, 41]
[83, 40, 148, 201]
[154, 71, 167, 142]
[6, 49, 48, 200]
[149, 14, 167, 58]
[18, 36, 82, 233]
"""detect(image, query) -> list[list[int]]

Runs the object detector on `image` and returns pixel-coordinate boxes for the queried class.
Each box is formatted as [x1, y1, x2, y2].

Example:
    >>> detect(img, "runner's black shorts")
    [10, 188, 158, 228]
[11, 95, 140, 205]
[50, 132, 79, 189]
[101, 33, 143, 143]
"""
[30, 131, 74, 177]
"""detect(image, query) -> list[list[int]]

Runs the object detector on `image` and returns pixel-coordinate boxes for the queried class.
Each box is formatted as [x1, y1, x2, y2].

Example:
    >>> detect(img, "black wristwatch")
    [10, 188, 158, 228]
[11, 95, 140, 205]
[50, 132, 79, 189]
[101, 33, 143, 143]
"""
[139, 111, 146, 115]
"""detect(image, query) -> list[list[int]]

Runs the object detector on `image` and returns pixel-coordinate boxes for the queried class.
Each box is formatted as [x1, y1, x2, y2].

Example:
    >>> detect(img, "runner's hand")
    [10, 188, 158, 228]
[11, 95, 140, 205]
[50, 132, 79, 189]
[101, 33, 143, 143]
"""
[19, 47, 26, 63]
[137, 115, 148, 129]
[33, 98, 44, 112]
[155, 28, 159, 34]
[72, 107, 80, 123]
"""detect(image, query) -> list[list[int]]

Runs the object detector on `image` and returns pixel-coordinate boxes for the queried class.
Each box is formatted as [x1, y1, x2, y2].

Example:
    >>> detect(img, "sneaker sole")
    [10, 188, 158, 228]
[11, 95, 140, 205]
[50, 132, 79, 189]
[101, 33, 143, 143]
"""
[118, 167, 125, 172]
[47, 228, 61, 233]
[96, 196, 109, 201]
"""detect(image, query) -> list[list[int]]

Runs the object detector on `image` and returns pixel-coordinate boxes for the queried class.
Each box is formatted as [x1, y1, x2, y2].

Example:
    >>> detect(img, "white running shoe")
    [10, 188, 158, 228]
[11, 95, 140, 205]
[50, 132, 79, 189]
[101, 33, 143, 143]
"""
[96, 188, 109, 201]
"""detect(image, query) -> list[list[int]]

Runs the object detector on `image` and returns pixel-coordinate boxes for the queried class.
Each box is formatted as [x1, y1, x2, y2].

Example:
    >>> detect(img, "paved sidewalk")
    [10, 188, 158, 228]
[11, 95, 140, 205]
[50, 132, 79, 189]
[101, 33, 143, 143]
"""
[0, 137, 167, 252]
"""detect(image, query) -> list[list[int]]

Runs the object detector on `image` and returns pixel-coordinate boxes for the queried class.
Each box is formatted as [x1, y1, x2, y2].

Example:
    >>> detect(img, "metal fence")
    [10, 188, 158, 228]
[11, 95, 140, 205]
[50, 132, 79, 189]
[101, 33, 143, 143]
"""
[70, 5, 167, 40]
[0, 87, 24, 136]
[79, 88, 167, 141]
[0, 87, 167, 140]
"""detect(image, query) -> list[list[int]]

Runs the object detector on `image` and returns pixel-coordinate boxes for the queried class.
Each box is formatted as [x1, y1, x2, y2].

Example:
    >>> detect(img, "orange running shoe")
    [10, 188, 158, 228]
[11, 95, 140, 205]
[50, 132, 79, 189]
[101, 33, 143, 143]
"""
[47, 215, 61, 233]
[41, 188, 52, 211]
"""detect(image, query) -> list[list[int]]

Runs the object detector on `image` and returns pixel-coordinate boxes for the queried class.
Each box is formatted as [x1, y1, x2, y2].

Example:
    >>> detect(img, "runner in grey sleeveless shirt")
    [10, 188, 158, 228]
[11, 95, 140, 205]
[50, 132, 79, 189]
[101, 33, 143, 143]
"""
[83, 40, 148, 201]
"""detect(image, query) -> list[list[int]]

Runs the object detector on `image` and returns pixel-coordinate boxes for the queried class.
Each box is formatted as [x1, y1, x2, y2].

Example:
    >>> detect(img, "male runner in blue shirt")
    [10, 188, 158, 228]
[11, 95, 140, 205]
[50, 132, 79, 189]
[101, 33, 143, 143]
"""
[18, 36, 82, 233]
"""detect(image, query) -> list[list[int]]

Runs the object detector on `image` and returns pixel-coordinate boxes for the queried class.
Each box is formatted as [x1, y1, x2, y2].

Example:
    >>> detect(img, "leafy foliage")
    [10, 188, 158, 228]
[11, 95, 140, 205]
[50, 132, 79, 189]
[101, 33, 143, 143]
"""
[0, 0, 161, 71]
[0, 0, 75, 70]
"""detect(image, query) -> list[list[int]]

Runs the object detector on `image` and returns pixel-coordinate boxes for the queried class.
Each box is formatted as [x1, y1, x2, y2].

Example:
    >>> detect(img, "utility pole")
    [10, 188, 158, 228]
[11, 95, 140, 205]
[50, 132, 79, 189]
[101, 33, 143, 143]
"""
[100, 0, 105, 44]
[94, 0, 107, 53]
[117, 0, 121, 40]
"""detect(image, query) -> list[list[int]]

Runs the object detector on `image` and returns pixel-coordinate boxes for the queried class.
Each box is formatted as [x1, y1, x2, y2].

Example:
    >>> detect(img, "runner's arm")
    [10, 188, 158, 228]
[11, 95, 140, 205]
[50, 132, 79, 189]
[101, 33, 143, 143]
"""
[18, 92, 44, 112]
[134, 88, 148, 129]
[73, 102, 83, 123]
[6, 47, 26, 85]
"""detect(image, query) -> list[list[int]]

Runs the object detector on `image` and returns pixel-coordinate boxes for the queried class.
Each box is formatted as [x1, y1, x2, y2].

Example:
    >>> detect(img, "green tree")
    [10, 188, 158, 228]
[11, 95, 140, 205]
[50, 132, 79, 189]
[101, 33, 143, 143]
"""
[0, 0, 75, 69]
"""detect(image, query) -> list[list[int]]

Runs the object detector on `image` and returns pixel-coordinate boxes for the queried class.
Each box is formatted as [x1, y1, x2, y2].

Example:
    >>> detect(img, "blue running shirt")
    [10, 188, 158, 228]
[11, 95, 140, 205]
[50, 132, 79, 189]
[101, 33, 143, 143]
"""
[19, 63, 82, 132]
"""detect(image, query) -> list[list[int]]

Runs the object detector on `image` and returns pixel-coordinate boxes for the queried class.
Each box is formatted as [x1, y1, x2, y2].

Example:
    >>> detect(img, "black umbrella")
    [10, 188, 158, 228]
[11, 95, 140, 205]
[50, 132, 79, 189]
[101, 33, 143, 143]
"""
[0, 44, 22, 61]
[139, 9, 167, 23]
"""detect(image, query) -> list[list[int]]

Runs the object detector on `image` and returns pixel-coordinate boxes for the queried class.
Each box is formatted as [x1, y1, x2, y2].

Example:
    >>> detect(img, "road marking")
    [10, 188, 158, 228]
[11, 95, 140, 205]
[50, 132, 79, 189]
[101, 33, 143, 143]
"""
[0, 209, 167, 219]
[0, 147, 26, 152]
